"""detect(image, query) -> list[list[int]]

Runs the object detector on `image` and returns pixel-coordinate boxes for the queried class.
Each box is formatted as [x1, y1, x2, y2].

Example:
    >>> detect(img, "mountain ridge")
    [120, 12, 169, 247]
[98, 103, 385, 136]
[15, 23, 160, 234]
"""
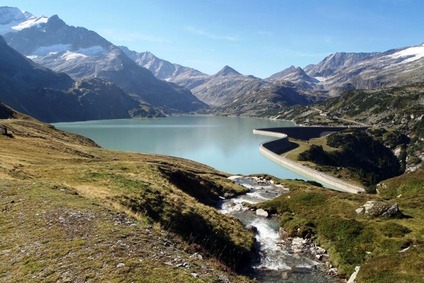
[0, 7, 206, 113]
[0, 35, 161, 122]
[1, 6, 424, 117]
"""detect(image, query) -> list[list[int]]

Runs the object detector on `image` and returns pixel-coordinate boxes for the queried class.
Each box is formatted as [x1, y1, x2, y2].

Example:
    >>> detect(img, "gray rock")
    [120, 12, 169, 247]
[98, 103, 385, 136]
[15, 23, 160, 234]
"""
[355, 207, 365, 214]
[357, 200, 403, 218]
[316, 246, 326, 255]
[191, 273, 198, 278]
[328, 267, 338, 276]
[256, 208, 269, 218]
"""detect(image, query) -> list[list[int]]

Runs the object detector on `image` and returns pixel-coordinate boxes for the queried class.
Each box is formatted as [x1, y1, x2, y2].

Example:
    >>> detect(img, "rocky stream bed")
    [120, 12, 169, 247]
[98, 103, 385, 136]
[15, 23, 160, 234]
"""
[220, 176, 340, 283]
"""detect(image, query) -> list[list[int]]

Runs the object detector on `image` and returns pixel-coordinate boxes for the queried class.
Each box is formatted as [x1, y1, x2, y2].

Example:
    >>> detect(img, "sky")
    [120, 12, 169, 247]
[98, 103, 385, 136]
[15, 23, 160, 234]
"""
[2, 0, 424, 78]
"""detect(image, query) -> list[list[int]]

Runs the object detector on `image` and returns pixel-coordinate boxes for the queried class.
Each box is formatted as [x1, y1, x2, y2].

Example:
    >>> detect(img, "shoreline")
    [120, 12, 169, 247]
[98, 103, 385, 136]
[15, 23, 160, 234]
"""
[253, 129, 365, 194]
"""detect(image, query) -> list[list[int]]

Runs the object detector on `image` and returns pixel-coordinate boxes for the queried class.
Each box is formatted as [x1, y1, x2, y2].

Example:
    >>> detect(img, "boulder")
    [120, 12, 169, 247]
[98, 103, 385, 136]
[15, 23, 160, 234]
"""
[256, 208, 269, 218]
[357, 201, 403, 218]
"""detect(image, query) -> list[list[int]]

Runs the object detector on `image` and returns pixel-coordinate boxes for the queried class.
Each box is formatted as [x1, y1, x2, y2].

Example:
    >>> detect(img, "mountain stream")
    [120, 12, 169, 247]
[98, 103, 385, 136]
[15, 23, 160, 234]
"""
[220, 176, 337, 283]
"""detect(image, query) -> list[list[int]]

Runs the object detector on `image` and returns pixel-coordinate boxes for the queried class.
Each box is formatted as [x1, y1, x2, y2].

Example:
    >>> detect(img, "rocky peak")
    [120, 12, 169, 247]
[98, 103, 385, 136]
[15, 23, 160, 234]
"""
[45, 14, 67, 29]
[267, 65, 315, 83]
[0, 6, 32, 25]
[214, 65, 241, 77]
[141, 51, 156, 60]
[305, 51, 378, 77]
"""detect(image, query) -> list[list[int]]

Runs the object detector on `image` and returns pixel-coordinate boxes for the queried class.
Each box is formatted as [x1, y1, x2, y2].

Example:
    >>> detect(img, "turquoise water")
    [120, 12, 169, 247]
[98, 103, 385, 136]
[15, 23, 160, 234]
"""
[54, 115, 306, 180]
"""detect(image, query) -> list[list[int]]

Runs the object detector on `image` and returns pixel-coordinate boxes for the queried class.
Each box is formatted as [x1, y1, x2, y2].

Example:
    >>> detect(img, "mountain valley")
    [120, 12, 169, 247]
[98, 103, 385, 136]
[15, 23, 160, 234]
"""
[1, 5, 424, 283]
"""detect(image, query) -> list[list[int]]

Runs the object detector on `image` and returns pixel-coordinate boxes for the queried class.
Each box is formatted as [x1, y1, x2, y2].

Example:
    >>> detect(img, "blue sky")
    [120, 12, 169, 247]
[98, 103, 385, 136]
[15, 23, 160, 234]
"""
[3, 0, 424, 78]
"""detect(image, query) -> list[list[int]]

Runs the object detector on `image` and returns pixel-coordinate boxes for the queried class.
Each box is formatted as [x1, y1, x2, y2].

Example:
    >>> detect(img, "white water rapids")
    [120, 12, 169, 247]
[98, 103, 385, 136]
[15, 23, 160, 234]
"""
[220, 176, 336, 282]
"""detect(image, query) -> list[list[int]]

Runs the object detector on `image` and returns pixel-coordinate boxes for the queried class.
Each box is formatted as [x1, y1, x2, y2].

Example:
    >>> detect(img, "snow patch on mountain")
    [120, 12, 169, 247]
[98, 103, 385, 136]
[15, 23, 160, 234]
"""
[78, 46, 105, 56]
[33, 44, 72, 56]
[389, 44, 424, 63]
[0, 7, 49, 35]
[314, 76, 327, 82]
[60, 47, 105, 61]
[12, 16, 48, 31]
[62, 50, 87, 61]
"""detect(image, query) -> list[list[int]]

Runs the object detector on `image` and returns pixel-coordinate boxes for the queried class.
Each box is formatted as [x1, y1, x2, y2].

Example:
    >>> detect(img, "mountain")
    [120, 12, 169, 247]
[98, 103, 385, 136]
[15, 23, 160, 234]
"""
[120, 47, 209, 89]
[212, 82, 311, 117]
[0, 6, 47, 34]
[0, 7, 206, 113]
[0, 35, 156, 122]
[188, 66, 266, 107]
[278, 83, 424, 172]
[267, 66, 319, 90]
[303, 52, 378, 77]
[269, 44, 424, 97]
[120, 47, 315, 110]
[214, 65, 242, 77]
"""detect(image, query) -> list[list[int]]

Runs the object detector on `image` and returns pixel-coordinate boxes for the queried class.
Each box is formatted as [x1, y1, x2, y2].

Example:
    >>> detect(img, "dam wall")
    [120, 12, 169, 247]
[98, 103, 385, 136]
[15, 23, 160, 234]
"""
[255, 126, 359, 141]
[253, 128, 366, 194]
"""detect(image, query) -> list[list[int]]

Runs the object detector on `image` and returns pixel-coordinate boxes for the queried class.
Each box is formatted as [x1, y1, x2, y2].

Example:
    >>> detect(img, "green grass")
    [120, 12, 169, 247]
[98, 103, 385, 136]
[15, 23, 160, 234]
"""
[255, 175, 424, 280]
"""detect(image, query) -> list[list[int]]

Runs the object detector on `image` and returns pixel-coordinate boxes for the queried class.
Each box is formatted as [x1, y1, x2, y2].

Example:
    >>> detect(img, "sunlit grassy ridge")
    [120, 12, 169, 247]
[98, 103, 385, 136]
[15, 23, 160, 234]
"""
[0, 112, 254, 282]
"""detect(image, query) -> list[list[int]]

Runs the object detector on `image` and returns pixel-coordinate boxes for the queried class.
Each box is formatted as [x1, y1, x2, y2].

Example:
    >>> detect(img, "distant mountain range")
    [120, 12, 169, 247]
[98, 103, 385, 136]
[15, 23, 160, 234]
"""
[270, 47, 424, 97]
[121, 47, 317, 112]
[0, 35, 161, 122]
[1, 6, 424, 120]
[123, 36, 424, 116]
[0, 7, 206, 116]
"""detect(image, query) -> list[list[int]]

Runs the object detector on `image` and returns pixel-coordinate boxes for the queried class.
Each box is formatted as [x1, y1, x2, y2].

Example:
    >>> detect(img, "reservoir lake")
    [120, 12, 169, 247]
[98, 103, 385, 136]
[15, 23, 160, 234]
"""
[54, 115, 309, 180]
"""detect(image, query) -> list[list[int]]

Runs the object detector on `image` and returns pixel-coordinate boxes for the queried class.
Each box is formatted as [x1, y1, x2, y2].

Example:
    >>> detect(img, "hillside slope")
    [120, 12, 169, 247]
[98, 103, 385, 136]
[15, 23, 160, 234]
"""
[279, 83, 424, 174]
[0, 106, 255, 282]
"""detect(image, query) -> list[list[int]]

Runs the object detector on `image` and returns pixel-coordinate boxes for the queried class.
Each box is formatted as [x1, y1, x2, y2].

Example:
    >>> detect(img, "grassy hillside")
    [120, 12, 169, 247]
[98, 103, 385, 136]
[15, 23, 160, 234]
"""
[279, 83, 424, 174]
[255, 172, 424, 282]
[0, 107, 254, 282]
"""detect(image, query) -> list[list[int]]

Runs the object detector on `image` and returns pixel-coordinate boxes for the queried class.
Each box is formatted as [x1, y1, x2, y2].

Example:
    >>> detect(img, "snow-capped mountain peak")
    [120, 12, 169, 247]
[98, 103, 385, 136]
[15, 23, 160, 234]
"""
[0, 6, 48, 35]
[0, 6, 32, 25]
[12, 16, 48, 31]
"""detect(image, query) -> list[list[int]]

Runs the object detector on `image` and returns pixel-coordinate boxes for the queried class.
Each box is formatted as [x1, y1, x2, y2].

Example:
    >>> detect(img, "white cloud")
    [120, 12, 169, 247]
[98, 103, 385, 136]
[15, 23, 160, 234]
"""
[186, 26, 240, 42]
